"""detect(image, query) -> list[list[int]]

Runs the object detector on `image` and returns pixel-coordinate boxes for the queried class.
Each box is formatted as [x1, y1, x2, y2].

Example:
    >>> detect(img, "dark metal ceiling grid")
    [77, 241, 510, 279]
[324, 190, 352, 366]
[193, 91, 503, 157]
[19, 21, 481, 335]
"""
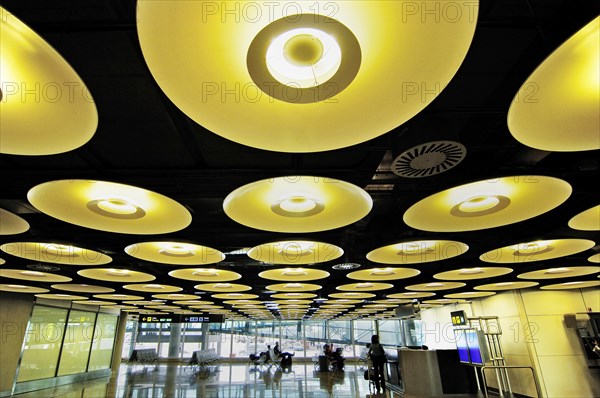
[1, 0, 598, 319]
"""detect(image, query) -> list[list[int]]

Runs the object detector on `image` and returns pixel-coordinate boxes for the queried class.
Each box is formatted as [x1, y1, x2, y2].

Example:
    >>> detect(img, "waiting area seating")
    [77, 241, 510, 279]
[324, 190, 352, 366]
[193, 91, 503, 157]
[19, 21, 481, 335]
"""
[127, 348, 159, 368]
[186, 348, 221, 375]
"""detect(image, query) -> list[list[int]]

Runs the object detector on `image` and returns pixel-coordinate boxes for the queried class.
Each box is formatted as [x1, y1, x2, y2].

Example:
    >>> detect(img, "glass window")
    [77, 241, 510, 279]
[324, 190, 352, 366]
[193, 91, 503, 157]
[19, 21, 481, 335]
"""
[88, 313, 118, 371]
[57, 310, 96, 376]
[181, 323, 203, 358]
[304, 320, 326, 357]
[17, 306, 68, 382]
[379, 319, 401, 347]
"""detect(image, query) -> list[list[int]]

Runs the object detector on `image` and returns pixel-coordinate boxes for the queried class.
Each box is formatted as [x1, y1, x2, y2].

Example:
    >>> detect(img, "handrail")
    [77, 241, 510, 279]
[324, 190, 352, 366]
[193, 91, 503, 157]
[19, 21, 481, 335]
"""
[480, 365, 543, 398]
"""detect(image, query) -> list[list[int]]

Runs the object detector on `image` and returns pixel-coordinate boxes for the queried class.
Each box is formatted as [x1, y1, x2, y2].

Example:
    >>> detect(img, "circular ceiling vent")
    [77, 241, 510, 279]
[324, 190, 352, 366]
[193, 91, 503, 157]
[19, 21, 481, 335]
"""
[391, 140, 466, 178]
[332, 262, 361, 270]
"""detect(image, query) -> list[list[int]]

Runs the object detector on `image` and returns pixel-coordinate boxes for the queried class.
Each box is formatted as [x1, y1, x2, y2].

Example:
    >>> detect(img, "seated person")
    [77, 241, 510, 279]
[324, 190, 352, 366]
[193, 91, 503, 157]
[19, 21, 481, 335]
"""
[274, 342, 294, 360]
[323, 344, 344, 370]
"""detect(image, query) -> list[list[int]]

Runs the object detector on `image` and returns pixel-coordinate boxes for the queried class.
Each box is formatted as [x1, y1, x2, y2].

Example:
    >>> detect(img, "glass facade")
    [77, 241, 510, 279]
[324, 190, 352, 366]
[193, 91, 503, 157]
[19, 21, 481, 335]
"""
[17, 305, 119, 383]
[17, 306, 69, 382]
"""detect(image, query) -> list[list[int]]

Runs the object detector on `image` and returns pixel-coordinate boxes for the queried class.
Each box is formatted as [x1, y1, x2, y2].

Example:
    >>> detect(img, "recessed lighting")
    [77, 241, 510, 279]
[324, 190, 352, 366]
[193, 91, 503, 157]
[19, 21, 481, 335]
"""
[425, 282, 444, 287]
[545, 267, 571, 274]
[332, 263, 361, 270]
[370, 268, 395, 276]
[20, 271, 45, 277]
[282, 269, 308, 276]
[87, 197, 146, 219]
[459, 268, 484, 275]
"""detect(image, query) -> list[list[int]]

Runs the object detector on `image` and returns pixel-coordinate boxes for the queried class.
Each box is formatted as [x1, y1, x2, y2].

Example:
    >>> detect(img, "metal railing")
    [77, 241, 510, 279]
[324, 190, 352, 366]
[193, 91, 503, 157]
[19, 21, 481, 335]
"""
[481, 365, 543, 398]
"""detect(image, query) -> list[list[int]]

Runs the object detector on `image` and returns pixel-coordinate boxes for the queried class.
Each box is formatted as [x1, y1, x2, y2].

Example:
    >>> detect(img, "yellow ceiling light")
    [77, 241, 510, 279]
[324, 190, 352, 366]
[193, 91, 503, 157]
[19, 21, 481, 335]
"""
[568, 205, 600, 231]
[35, 293, 88, 301]
[265, 283, 322, 292]
[0, 268, 71, 283]
[77, 268, 155, 283]
[507, 17, 600, 151]
[373, 299, 412, 304]
[27, 180, 192, 234]
[0, 209, 29, 235]
[271, 292, 316, 300]
[434, 267, 513, 281]
[517, 266, 600, 280]
[386, 292, 435, 299]
[137, 1, 477, 152]
[541, 280, 600, 290]
[336, 282, 393, 292]
[168, 268, 241, 282]
[73, 300, 117, 306]
[93, 294, 145, 301]
[172, 300, 214, 306]
[404, 176, 571, 232]
[0, 242, 112, 266]
[422, 299, 466, 305]
[0, 6, 97, 155]
[50, 284, 114, 294]
[124, 241, 225, 265]
[248, 240, 343, 265]
[444, 291, 496, 299]
[346, 267, 420, 281]
[152, 293, 200, 300]
[480, 239, 595, 263]
[589, 254, 600, 263]
[0, 284, 48, 294]
[194, 283, 252, 292]
[122, 284, 183, 293]
[367, 240, 468, 264]
[326, 299, 363, 305]
[474, 281, 539, 291]
[211, 293, 258, 300]
[258, 267, 330, 281]
[224, 176, 372, 233]
[328, 292, 375, 299]
[405, 281, 466, 291]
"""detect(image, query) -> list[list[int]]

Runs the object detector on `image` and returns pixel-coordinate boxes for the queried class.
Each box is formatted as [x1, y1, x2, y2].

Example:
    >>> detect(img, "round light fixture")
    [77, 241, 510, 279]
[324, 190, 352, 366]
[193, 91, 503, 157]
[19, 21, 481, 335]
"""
[568, 205, 600, 231]
[480, 239, 596, 263]
[434, 267, 513, 281]
[259, 268, 330, 281]
[0, 6, 98, 155]
[517, 266, 600, 280]
[508, 17, 600, 151]
[168, 268, 242, 282]
[248, 240, 343, 265]
[0, 268, 71, 283]
[403, 176, 572, 232]
[367, 240, 468, 264]
[77, 268, 155, 283]
[27, 180, 192, 234]
[224, 176, 372, 233]
[405, 282, 466, 291]
[540, 280, 600, 290]
[0, 209, 30, 235]
[137, 1, 478, 152]
[125, 242, 225, 265]
[474, 281, 539, 291]
[346, 267, 420, 281]
[0, 242, 112, 266]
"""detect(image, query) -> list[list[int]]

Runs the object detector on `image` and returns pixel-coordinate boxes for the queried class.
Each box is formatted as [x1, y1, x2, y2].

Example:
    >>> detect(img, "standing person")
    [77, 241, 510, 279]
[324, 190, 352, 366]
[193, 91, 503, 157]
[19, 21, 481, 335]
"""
[368, 335, 387, 394]
[273, 342, 281, 357]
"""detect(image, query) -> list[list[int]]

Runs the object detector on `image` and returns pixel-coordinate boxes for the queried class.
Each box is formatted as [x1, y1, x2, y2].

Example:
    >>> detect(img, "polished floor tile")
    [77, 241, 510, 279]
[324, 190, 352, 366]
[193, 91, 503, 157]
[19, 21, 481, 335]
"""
[12, 363, 403, 398]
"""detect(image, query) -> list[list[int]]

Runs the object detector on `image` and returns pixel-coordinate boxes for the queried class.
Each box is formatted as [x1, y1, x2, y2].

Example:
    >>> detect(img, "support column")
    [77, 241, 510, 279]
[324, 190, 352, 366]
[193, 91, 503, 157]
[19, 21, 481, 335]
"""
[168, 323, 182, 358]
[110, 312, 128, 372]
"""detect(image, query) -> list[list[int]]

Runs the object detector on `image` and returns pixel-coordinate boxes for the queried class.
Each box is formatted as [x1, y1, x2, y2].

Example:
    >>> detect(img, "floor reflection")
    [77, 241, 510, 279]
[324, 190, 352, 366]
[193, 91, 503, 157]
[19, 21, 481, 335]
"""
[13, 363, 399, 398]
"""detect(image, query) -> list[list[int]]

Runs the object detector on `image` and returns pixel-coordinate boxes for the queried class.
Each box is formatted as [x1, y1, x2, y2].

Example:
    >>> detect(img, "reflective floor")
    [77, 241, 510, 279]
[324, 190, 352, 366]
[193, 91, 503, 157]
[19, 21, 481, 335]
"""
[12, 363, 402, 398]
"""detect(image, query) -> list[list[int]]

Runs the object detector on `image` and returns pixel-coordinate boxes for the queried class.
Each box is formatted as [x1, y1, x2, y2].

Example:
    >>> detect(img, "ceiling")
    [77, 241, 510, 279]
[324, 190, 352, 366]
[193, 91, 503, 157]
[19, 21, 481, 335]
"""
[1, 0, 599, 320]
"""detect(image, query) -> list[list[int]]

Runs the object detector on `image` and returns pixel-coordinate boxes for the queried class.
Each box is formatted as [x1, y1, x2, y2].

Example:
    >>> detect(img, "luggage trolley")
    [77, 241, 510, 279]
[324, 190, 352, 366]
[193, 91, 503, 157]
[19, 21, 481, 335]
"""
[363, 357, 377, 394]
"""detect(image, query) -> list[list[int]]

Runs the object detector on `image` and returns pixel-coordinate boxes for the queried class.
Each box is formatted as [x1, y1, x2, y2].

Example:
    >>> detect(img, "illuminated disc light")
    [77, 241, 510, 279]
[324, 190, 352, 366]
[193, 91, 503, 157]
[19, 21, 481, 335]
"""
[0, 284, 49, 294]
[125, 241, 225, 265]
[94, 294, 145, 301]
[194, 283, 252, 292]
[212, 293, 258, 300]
[50, 284, 115, 294]
[541, 280, 600, 290]
[367, 240, 468, 264]
[27, 180, 192, 234]
[248, 240, 343, 265]
[0, 6, 98, 155]
[0, 209, 30, 235]
[266, 28, 341, 89]
[137, 2, 477, 152]
[0, 269, 71, 282]
[122, 284, 183, 293]
[35, 294, 88, 301]
[474, 281, 539, 291]
[434, 267, 513, 281]
[259, 268, 330, 282]
[405, 282, 466, 291]
[266, 283, 322, 292]
[346, 267, 421, 281]
[0, 242, 112, 266]
[336, 282, 394, 292]
[386, 292, 435, 299]
[508, 17, 600, 151]
[224, 176, 372, 233]
[152, 293, 199, 300]
[404, 176, 572, 232]
[589, 254, 600, 263]
[568, 205, 600, 231]
[168, 268, 241, 282]
[77, 268, 155, 283]
[517, 266, 600, 280]
[480, 239, 596, 263]
[444, 291, 496, 299]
